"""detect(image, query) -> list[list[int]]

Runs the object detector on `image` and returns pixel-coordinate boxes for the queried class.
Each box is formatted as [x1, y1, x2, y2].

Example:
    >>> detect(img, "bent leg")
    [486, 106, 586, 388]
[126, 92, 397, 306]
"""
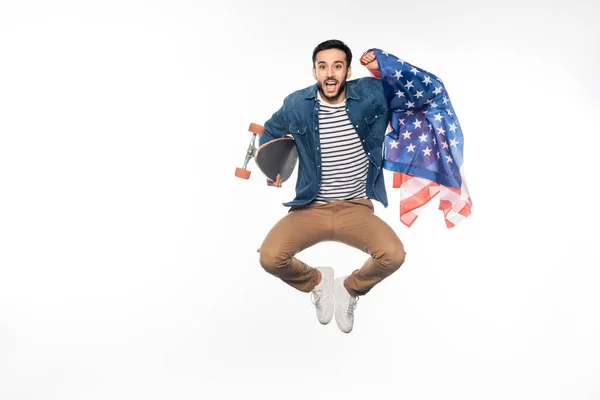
[259, 205, 332, 292]
[333, 200, 406, 296]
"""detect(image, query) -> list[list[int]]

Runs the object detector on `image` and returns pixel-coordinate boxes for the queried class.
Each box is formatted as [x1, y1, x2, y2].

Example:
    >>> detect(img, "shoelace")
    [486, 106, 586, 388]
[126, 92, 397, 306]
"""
[311, 289, 323, 309]
[346, 296, 358, 316]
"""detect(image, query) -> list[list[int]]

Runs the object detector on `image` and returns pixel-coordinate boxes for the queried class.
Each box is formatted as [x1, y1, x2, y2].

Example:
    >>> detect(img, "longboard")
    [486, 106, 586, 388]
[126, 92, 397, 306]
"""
[235, 123, 298, 183]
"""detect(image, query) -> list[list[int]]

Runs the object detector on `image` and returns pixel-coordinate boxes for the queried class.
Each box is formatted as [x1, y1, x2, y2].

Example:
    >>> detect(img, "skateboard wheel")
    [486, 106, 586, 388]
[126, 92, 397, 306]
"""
[248, 123, 265, 135]
[235, 167, 251, 179]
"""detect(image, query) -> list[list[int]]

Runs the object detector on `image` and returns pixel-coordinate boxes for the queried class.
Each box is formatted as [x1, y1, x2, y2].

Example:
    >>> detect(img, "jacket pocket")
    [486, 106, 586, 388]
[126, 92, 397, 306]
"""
[287, 123, 306, 136]
[364, 104, 388, 138]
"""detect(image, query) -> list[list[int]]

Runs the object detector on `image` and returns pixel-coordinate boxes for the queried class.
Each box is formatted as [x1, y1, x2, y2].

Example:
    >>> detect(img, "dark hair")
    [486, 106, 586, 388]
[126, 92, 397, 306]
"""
[312, 39, 352, 67]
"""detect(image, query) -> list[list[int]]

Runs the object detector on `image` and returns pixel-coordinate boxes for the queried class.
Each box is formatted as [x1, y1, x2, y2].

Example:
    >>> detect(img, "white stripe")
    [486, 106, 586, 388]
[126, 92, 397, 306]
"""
[316, 100, 368, 202]
[399, 176, 434, 199]
[446, 212, 467, 225]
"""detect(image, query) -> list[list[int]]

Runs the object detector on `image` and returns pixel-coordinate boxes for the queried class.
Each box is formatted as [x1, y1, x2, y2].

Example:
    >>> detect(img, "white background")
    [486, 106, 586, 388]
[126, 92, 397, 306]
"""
[1, 1, 599, 399]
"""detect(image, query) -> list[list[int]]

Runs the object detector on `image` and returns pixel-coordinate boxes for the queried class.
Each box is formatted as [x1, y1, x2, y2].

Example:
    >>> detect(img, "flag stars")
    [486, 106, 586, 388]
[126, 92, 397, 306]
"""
[376, 55, 469, 190]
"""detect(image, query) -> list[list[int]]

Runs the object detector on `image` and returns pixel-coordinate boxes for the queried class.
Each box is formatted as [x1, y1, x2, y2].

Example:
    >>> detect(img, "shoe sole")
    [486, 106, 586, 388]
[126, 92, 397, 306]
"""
[317, 267, 335, 325]
[334, 277, 353, 333]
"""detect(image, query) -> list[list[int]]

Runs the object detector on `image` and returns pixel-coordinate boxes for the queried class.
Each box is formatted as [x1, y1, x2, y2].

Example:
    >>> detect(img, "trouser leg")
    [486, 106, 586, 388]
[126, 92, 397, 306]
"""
[332, 199, 406, 297]
[258, 205, 332, 292]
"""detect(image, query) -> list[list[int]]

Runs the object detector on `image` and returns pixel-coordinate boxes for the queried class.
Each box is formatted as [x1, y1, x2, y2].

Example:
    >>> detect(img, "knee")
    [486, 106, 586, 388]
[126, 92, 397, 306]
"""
[381, 246, 406, 273]
[259, 247, 288, 274]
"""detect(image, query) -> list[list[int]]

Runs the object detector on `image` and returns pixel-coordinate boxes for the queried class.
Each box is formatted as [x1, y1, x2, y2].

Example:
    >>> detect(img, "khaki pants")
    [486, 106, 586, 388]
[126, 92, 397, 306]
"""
[258, 199, 406, 297]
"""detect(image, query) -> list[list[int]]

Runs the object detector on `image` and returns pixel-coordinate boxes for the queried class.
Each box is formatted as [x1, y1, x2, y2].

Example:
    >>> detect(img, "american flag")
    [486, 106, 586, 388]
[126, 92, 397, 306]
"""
[371, 48, 472, 228]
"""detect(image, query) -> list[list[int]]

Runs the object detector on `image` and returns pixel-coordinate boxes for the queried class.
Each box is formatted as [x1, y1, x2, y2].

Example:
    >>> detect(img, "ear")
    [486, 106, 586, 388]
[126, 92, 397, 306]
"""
[312, 67, 317, 81]
[346, 66, 352, 80]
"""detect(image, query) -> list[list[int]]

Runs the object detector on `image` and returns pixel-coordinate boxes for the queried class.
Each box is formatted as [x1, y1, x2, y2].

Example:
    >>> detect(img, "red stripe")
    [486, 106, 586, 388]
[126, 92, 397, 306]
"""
[400, 183, 439, 215]
[393, 172, 402, 188]
[400, 211, 418, 227]
[439, 197, 472, 228]
[393, 173, 473, 228]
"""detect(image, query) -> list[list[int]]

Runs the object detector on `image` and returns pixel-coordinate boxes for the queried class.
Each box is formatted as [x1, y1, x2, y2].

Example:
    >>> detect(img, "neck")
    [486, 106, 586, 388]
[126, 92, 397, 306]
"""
[318, 88, 347, 105]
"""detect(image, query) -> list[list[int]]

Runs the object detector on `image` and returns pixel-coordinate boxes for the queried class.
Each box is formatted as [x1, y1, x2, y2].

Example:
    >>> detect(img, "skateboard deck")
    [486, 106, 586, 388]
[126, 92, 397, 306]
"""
[235, 123, 298, 183]
[255, 137, 297, 182]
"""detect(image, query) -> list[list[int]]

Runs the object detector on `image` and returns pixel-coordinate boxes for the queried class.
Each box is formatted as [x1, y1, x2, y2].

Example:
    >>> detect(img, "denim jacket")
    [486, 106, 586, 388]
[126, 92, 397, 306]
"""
[259, 77, 390, 208]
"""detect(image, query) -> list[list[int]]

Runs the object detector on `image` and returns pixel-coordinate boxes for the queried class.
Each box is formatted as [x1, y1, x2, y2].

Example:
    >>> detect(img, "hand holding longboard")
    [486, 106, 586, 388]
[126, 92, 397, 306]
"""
[266, 174, 283, 188]
[235, 123, 298, 184]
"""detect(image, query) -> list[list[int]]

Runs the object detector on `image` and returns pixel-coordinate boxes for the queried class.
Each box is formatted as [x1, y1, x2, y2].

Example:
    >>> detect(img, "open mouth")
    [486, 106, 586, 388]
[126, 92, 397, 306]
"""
[324, 80, 338, 91]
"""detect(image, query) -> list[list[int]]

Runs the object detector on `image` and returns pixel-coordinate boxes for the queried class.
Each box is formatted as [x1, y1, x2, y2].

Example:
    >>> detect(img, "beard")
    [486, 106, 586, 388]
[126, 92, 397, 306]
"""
[317, 78, 347, 103]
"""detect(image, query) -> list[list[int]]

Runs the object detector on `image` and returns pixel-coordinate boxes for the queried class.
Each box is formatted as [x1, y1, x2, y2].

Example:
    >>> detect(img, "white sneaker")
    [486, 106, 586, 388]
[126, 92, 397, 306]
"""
[311, 267, 335, 325]
[334, 276, 359, 333]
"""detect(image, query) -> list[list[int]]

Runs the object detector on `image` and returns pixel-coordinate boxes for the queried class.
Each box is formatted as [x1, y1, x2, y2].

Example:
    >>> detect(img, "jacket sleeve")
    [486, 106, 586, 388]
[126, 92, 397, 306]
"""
[258, 103, 288, 147]
[370, 48, 447, 112]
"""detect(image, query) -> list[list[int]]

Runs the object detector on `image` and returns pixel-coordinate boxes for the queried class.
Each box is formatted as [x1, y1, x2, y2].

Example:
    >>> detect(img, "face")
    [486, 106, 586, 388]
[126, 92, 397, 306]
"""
[312, 48, 352, 104]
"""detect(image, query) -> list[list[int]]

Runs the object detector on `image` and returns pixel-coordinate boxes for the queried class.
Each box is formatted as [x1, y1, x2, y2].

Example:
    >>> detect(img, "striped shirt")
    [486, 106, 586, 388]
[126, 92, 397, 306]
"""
[315, 93, 369, 203]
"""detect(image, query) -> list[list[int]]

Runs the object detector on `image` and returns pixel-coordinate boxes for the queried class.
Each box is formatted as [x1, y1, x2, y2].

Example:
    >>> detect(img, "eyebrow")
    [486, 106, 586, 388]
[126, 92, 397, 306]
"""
[316, 61, 345, 65]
